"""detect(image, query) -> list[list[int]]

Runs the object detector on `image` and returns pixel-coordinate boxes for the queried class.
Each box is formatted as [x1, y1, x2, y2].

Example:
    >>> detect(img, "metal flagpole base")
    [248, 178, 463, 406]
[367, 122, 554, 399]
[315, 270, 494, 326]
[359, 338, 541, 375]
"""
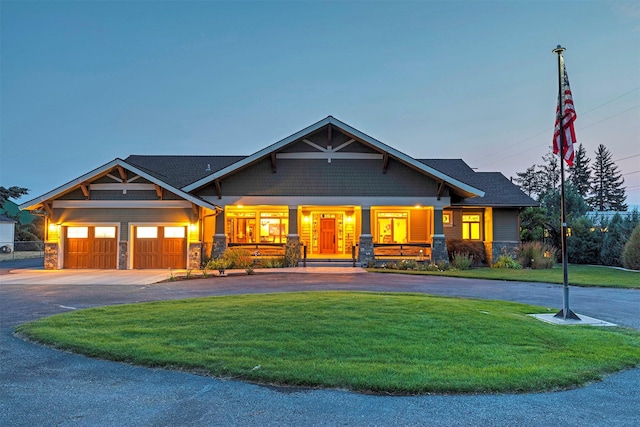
[554, 309, 581, 320]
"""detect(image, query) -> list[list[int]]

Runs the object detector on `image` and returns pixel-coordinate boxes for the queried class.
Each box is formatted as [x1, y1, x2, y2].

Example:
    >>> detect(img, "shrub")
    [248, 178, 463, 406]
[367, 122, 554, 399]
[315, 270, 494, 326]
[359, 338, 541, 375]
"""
[222, 248, 253, 269]
[446, 239, 486, 266]
[622, 223, 640, 270]
[451, 252, 472, 270]
[517, 241, 556, 269]
[261, 257, 284, 268]
[398, 259, 418, 270]
[492, 255, 522, 269]
[567, 216, 602, 264]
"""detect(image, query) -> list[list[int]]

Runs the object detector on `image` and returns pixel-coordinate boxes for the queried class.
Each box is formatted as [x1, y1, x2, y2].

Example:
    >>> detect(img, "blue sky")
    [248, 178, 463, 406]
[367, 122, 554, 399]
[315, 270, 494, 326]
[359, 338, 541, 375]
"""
[1, 1, 639, 205]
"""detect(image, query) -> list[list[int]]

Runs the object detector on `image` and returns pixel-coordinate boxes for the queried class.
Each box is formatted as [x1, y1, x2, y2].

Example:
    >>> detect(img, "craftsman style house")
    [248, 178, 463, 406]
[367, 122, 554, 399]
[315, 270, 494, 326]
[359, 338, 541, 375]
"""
[20, 116, 536, 269]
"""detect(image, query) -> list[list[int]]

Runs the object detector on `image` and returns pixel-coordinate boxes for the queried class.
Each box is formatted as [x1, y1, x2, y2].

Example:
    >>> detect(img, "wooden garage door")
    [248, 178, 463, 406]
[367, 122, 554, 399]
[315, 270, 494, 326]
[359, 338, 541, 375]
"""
[64, 226, 117, 269]
[133, 226, 186, 269]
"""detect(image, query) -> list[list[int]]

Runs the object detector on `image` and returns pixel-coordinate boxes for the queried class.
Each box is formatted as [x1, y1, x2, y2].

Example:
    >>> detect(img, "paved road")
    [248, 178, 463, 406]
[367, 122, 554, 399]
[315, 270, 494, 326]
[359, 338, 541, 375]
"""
[1, 272, 639, 426]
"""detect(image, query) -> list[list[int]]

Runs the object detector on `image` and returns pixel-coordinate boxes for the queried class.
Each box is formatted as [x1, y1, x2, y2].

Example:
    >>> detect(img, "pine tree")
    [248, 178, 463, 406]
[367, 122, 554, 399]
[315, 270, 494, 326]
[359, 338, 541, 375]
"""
[588, 144, 627, 211]
[568, 144, 591, 199]
[513, 166, 543, 199]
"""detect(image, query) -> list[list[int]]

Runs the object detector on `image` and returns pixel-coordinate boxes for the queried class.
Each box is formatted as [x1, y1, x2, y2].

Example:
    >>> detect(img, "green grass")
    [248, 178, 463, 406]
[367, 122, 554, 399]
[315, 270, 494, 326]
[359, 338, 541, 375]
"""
[369, 264, 640, 289]
[16, 291, 640, 395]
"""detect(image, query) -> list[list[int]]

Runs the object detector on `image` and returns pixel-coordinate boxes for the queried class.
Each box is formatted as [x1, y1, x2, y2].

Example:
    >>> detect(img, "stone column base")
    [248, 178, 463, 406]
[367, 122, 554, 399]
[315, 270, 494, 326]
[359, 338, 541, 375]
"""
[431, 235, 447, 263]
[118, 241, 128, 270]
[358, 234, 374, 266]
[188, 242, 202, 269]
[212, 234, 227, 259]
[44, 242, 59, 270]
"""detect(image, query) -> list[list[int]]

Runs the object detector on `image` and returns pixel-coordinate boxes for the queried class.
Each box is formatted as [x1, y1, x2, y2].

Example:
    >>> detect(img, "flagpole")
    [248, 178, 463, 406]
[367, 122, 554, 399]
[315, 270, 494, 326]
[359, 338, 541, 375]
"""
[552, 45, 580, 321]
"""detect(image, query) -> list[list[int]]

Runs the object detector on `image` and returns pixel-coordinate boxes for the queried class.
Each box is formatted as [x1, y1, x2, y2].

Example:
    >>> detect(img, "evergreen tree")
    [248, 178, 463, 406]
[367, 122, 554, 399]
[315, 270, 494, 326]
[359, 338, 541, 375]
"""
[622, 222, 640, 270]
[601, 213, 627, 266]
[539, 151, 560, 195]
[513, 166, 543, 199]
[567, 216, 602, 264]
[568, 144, 591, 199]
[589, 144, 627, 211]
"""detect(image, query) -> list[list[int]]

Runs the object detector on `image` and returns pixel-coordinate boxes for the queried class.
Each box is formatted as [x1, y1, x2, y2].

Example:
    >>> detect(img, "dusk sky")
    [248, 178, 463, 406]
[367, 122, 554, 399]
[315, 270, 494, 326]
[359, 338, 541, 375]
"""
[1, 1, 639, 206]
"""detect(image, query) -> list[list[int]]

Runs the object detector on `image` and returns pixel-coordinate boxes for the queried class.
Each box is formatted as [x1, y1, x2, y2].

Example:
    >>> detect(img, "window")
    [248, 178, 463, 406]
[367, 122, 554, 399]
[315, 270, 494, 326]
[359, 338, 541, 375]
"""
[462, 214, 481, 240]
[226, 208, 288, 244]
[94, 227, 116, 238]
[67, 227, 88, 238]
[164, 226, 185, 238]
[443, 211, 452, 226]
[136, 227, 158, 238]
[376, 212, 408, 244]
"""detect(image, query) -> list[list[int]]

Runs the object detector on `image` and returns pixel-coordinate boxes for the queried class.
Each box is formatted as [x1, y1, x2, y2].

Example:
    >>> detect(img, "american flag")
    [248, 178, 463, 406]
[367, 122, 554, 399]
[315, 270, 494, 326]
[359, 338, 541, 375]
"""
[553, 55, 576, 166]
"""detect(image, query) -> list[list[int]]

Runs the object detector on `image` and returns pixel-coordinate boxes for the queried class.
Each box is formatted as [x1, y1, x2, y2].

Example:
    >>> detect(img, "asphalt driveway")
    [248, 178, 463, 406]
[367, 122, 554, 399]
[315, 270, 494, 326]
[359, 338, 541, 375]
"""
[1, 270, 639, 426]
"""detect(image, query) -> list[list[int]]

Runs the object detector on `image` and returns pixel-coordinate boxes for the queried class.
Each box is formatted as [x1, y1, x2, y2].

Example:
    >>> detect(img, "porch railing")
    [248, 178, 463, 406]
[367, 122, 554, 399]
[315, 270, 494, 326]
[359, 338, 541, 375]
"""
[373, 243, 431, 261]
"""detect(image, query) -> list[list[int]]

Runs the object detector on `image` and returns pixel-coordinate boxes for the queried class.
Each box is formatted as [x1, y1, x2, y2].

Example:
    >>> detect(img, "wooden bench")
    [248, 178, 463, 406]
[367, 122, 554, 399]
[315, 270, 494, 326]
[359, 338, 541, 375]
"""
[373, 243, 431, 261]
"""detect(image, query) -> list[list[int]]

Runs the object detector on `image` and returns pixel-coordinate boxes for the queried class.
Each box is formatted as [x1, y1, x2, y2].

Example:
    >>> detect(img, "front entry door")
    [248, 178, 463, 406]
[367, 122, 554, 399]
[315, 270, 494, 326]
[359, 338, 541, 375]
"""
[320, 218, 336, 254]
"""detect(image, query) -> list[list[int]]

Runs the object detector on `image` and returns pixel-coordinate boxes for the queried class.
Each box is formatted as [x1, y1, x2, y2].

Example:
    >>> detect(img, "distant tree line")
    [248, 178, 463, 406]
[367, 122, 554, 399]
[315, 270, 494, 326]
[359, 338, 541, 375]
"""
[514, 146, 638, 269]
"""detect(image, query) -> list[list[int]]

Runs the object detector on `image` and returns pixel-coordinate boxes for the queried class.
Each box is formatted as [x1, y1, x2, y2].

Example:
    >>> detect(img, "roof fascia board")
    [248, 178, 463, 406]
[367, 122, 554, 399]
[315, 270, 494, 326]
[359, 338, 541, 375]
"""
[183, 116, 334, 192]
[19, 159, 220, 211]
[183, 116, 484, 197]
[328, 116, 484, 197]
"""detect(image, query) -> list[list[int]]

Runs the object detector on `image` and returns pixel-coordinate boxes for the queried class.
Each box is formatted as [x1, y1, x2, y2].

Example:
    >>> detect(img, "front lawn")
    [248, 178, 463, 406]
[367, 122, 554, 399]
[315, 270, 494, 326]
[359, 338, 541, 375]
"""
[368, 264, 639, 289]
[17, 291, 640, 394]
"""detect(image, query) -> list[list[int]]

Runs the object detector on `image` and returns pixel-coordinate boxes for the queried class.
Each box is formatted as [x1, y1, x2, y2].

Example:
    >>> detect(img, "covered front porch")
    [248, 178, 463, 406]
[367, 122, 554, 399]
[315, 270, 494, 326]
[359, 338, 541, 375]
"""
[207, 203, 448, 264]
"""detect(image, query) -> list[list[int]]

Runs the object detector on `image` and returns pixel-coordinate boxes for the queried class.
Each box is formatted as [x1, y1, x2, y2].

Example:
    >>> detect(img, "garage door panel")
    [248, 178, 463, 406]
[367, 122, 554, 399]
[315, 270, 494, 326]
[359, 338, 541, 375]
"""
[133, 227, 186, 269]
[64, 227, 117, 269]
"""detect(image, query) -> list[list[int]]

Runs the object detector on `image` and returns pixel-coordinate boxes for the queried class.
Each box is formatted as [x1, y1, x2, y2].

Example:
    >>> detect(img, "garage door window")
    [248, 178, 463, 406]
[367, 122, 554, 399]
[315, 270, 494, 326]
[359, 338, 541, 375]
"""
[95, 227, 116, 238]
[164, 226, 185, 238]
[137, 227, 158, 238]
[67, 227, 88, 238]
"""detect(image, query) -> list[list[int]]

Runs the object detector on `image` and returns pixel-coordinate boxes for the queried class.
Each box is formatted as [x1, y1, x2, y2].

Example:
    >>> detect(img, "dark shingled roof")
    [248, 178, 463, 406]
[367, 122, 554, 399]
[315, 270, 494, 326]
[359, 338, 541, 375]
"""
[125, 155, 246, 189]
[124, 155, 536, 208]
[418, 159, 538, 207]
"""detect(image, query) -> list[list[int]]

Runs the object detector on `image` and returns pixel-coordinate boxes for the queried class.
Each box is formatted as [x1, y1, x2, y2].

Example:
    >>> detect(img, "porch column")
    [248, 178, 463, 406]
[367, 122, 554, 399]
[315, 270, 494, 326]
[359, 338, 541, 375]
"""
[358, 206, 374, 266]
[212, 210, 227, 259]
[286, 206, 300, 267]
[431, 208, 447, 262]
[44, 218, 61, 269]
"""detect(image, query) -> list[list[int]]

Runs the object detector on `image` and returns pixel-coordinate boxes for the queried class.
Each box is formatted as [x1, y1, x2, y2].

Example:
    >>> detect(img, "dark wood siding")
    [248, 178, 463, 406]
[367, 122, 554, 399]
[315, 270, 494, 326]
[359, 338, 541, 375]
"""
[493, 209, 520, 242]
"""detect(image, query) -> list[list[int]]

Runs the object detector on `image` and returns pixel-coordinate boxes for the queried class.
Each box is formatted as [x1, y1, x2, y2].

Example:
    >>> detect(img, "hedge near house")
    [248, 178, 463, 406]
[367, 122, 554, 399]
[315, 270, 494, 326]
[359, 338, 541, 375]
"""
[622, 223, 640, 270]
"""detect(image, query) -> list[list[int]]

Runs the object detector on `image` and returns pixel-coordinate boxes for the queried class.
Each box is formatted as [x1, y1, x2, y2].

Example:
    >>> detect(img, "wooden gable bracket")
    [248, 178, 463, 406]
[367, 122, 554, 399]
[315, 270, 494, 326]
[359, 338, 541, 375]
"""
[192, 204, 200, 219]
[328, 123, 332, 143]
[42, 202, 53, 218]
[214, 179, 223, 200]
[270, 152, 277, 173]
[80, 183, 90, 199]
[155, 184, 163, 200]
[437, 181, 445, 201]
[382, 152, 389, 174]
[116, 166, 127, 181]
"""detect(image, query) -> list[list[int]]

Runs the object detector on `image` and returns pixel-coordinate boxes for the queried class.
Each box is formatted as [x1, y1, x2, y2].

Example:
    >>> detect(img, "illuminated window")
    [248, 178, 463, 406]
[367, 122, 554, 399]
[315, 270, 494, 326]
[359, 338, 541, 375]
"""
[94, 227, 116, 238]
[226, 208, 288, 243]
[462, 214, 481, 240]
[136, 227, 158, 238]
[443, 211, 452, 226]
[67, 227, 88, 238]
[164, 226, 185, 238]
[376, 212, 408, 244]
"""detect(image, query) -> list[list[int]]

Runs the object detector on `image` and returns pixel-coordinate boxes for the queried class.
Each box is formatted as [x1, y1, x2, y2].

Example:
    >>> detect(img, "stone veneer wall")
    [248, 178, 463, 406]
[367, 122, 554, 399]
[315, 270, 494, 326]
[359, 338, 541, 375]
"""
[44, 242, 59, 270]
[118, 241, 128, 270]
[212, 234, 227, 259]
[486, 241, 520, 265]
[358, 234, 374, 266]
[431, 236, 447, 263]
[188, 242, 202, 269]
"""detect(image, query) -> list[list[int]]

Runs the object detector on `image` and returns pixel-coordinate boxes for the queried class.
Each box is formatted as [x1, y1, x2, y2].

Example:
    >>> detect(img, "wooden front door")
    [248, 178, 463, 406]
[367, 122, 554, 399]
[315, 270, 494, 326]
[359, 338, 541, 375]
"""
[319, 218, 336, 254]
